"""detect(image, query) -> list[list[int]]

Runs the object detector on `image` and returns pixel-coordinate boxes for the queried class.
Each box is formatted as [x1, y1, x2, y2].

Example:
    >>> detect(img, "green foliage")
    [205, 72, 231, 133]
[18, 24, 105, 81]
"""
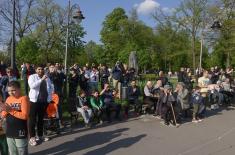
[16, 36, 41, 63]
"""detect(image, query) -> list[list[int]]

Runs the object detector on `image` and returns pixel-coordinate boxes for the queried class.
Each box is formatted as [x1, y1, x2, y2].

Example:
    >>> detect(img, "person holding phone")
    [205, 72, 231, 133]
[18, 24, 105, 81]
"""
[1, 81, 29, 155]
[28, 65, 54, 146]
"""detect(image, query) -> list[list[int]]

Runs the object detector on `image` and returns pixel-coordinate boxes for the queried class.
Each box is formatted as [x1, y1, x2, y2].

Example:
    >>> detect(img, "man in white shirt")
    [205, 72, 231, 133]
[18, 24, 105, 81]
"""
[28, 65, 54, 146]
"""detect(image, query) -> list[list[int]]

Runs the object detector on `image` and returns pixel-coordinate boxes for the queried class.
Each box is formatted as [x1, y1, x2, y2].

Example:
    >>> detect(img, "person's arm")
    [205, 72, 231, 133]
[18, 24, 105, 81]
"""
[99, 98, 104, 108]
[78, 97, 83, 107]
[90, 98, 99, 109]
[8, 97, 30, 120]
[28, 75, 42, 89]
[99, 88, 106, 96]
[144, 86, 151, 96]
[179, 89, 189, 100]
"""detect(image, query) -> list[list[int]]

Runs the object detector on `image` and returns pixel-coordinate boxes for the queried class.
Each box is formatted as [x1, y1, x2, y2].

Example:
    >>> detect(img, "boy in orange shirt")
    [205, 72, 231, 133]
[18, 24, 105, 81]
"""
[0, 81, 30, 155]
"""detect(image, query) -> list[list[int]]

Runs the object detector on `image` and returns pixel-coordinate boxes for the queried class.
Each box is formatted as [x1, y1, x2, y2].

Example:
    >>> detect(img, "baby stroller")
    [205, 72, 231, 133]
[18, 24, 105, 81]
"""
[43, 93, 61, 135]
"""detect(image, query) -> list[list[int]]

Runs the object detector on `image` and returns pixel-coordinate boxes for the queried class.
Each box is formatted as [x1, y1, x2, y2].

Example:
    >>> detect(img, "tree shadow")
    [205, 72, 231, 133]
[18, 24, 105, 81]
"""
[84, 134, 146, 155]
[31, 128, 130, 155]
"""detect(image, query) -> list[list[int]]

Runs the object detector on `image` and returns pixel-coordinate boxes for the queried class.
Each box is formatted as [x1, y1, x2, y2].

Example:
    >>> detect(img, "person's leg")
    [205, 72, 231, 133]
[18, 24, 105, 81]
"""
[113, 79, 118, 90]
[114, 104, 121, 119]
[161, 106, 168, 124]
[193, 104, 199, 120]
[57, 94, 63, 123]
[37, 103, 46, 137]
[86, 109, 93, 123]
[77, 108, 89, 124]
[15, 138, 28, 155]
[0, 135, 8, 155]
[104, 104, 111, 122]
[6, 138, 18, 155]
[29, 102, 37, 138]
[24, 79, 28, 96]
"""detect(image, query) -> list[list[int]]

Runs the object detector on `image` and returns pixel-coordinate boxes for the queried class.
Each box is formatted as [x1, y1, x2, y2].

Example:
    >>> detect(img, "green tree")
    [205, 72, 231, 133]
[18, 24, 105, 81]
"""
[100, 7, 128, 65]
[16, 36, 41, 63]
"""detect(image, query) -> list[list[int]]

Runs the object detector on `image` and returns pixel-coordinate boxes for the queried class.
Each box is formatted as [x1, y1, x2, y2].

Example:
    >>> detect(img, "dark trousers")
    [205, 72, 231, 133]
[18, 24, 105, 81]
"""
[93, 108, 103, 122]
[104, 103, 121, 121]
[24, 79, 29, 96]
[125, 99, 142, 115]
[29, 102, 48, 138]
[143, 97, 156, 114]
[161, 105, 175, 124]
[156, 100, 162, 116]
[0, 135, 8, 155]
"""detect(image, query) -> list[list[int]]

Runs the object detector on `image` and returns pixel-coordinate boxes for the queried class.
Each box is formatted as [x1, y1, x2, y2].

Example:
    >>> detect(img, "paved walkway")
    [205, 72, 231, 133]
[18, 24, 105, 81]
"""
[29, 107, 235, 155]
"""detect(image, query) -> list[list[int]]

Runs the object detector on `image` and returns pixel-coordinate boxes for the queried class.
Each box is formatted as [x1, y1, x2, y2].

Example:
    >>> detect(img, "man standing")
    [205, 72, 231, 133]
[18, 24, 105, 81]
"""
[48, 64, 65, 125]
[28, 65, 54, 146]
[22, 63, 35, 95]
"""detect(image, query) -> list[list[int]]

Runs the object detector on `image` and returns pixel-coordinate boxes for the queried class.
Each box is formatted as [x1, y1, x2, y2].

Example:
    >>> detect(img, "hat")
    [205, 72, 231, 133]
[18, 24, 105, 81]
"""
[164, 85, 172, 90]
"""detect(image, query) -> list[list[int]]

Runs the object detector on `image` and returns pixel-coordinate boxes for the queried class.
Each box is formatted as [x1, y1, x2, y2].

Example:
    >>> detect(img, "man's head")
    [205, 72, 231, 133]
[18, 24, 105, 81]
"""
[164, 84, 172, 93]
[92, 90, 99, 98]
[176, 82, 185, 90]
[49, 64, 56, 73]
[6, 67, 13, 77]
[79, 90, 86, 97]
[156, 80, 162, 87]
[36, 65, 45, 77]
[146, 81, 153, 88]
[7, 81, 21, 97]
[203, 70, 209, 78]
[131, 80, 137, 87]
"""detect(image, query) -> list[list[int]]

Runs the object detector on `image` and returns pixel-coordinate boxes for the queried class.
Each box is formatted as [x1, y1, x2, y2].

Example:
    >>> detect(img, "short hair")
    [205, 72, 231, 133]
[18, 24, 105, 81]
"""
[8, 81, 21, 89]
[36, 64, 45, 69]
[92, 89, 99, 94]
[194, 86, 201, 90]
[79, 90, 86, 95]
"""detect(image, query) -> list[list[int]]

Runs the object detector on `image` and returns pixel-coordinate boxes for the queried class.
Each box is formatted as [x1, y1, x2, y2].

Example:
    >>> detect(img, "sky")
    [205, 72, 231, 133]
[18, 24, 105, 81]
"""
[56, 0, 181, 44]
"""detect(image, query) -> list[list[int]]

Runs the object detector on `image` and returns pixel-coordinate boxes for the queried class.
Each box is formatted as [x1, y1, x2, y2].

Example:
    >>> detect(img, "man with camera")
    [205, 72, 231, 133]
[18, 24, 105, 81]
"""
[100, 83, 121, 123]
[160, 85, 178, 126]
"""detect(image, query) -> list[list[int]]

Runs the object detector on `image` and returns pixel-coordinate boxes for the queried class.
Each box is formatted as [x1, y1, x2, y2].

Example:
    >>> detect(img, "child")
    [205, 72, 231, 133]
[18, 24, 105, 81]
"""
[1, 81, 30, 155]
[77, 90, 93, 127]
[0, 90, 9, 155]
[90, 90, 104, 124]
[192, 86, 204, 123]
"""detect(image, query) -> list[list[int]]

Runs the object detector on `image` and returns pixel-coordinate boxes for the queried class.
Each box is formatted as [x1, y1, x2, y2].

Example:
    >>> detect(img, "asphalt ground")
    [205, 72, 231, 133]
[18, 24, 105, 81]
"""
[29, 106, 235, 155]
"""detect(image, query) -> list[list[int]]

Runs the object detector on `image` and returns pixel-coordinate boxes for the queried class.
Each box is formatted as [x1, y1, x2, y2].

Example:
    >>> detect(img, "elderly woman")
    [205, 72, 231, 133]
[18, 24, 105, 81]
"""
[175, 82, 190, 119]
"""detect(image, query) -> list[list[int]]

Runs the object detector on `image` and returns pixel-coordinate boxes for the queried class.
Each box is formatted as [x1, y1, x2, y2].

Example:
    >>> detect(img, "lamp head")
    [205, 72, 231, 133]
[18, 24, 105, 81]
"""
[211, 21, 222, 29]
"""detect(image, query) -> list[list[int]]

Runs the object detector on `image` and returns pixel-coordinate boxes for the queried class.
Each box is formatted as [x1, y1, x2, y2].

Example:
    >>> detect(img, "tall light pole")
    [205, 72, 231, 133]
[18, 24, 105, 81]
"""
[199, 21, 221, 71]
[11, 0, 16, 71]
[64, 0, 84, 98]
[64, 0, 85, 75]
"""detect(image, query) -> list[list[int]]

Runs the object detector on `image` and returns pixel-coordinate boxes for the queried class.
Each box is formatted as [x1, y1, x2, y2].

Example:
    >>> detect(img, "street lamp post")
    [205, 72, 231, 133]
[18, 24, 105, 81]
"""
[64, 0, 85, 75]
[11, 0, 16, 71]
[199, 21, 222, 71]
[64, 0, 84, 98]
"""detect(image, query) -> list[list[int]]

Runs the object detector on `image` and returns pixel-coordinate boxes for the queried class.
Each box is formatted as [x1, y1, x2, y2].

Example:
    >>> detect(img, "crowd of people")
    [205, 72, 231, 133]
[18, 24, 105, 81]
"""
[0, 60, 234, 155]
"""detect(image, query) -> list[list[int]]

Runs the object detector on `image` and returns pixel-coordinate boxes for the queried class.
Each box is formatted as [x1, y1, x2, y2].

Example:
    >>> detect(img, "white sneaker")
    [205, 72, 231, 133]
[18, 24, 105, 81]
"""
[36, 136, 50, 142]
[29, 137, 37, 146]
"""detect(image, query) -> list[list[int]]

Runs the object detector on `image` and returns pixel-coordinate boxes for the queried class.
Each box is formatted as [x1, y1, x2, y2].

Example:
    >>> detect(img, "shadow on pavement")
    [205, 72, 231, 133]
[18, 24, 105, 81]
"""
[31, 128, 146, 155]
[84, 134, 146, 155]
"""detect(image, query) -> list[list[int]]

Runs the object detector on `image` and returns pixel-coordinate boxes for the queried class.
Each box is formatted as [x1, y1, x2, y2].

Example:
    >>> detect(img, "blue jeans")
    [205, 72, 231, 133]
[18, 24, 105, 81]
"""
[6, 138, 28, 155]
